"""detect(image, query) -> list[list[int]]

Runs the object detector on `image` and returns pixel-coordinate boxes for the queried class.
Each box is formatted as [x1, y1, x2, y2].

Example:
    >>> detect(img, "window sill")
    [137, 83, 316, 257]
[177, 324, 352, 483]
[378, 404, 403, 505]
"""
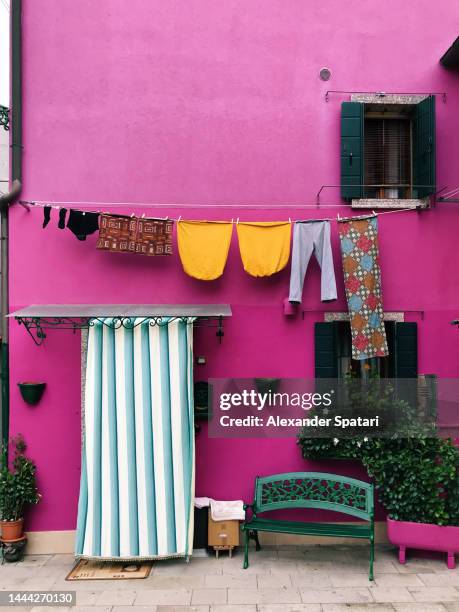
[351, 198, 429, 209]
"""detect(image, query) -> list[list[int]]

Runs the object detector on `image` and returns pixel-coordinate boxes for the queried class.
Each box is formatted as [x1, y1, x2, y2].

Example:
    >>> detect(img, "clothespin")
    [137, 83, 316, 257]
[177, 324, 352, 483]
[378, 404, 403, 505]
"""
[337, 212, 341, 221]
[141, 213, 145, 218]
[178, 215, 182, 222]
[236, 217, 239, 224]
[288, 217, 292, 224]
[372, 209, 377, 217]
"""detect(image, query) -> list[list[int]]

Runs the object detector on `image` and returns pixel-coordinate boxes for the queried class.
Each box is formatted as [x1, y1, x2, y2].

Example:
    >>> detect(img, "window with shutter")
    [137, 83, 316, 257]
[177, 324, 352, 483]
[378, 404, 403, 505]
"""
[364, 118, 411, 199]
[340, 97, 436, 203]
[314, 321, 417, 379]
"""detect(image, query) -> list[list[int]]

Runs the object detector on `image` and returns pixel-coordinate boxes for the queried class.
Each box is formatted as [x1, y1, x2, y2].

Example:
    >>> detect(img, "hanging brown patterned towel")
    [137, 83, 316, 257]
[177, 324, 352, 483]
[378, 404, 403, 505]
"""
[97, 214, 173, 255]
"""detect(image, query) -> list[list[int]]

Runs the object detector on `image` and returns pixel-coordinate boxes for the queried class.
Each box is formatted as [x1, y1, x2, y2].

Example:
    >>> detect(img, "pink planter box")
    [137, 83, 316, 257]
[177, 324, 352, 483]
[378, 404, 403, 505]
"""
[387, 517, 459, 569]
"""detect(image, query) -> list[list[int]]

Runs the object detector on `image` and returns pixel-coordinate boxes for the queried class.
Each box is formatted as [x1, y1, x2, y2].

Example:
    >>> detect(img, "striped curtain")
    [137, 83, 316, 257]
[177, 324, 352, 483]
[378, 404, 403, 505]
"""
[75, 317, 195, 560]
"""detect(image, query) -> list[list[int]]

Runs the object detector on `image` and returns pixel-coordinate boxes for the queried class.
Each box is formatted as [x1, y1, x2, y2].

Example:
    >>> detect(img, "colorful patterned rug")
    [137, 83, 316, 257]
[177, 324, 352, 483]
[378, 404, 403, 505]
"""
[338, 215, 388, 360]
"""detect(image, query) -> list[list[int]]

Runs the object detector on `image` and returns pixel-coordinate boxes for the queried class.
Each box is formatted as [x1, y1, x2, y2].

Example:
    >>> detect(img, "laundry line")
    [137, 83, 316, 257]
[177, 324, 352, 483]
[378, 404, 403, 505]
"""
[19, 199, 423, 223]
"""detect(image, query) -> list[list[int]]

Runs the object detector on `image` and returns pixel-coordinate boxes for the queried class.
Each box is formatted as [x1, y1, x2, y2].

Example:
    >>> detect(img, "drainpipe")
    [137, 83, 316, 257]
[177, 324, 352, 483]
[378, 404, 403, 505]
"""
[0, 0, 22, 447]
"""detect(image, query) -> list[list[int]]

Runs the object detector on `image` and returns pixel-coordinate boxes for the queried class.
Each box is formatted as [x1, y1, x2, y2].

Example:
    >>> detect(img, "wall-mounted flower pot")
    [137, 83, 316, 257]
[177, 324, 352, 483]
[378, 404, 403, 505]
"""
[17, 382, 46, 406]
[0, 518, 24, 542]
[387, 516, 459, 569]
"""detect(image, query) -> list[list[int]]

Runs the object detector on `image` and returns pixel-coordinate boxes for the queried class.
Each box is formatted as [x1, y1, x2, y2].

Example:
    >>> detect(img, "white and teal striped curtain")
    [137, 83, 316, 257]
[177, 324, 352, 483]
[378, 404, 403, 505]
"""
[76, 317, 195, 560]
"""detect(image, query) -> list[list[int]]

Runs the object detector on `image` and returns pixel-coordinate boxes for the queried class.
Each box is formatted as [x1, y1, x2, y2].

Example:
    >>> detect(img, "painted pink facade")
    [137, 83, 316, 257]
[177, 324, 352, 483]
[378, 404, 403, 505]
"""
[8, 0, 459, 532]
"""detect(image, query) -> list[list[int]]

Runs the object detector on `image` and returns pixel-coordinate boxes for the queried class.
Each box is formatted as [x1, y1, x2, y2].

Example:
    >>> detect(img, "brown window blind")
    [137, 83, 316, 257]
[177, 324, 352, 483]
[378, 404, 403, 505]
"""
[364, 118, 411, 198]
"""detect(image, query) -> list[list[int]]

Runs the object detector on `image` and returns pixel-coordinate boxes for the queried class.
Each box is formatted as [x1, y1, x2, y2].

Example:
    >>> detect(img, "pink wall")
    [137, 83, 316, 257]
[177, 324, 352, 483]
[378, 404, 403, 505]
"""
[9, 0, 459, 531]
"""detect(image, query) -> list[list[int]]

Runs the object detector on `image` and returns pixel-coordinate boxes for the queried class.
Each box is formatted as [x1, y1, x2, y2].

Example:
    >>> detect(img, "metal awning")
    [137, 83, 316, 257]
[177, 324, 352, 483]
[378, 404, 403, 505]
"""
[8, 304, 232, 345]
[440, 36, 459, 68]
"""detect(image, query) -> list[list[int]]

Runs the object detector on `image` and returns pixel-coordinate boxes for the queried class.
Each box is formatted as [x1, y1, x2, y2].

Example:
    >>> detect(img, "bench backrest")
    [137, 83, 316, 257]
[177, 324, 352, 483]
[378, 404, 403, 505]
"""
[253, 472, 374, 521]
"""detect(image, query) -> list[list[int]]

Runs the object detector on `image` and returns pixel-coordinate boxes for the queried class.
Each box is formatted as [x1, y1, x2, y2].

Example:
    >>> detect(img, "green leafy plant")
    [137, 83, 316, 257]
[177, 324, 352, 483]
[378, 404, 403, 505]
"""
[0, 434, 40, 522]
[298, 373, 459, 526]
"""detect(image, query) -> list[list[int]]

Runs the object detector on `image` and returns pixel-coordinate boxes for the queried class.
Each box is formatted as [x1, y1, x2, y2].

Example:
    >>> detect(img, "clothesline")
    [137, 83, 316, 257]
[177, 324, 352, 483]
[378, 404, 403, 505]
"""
[19, 199, 423, 223]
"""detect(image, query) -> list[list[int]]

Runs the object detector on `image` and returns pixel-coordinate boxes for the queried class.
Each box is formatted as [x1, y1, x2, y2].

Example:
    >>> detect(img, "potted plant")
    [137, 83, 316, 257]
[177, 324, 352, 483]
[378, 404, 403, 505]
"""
[298, 373, 459, 569]
[0, 434, 41, 542]
[364, 436, 459, 569]
[17, 381, 46, 405]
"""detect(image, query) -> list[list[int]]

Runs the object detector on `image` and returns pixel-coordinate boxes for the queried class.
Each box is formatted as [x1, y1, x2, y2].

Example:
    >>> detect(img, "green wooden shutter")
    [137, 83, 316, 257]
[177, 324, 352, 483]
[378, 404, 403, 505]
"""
[315, 322, 338, 378]
[341, 102, 364, 200]
[394, 322, 418, 378]
[413, 96, 436, 199]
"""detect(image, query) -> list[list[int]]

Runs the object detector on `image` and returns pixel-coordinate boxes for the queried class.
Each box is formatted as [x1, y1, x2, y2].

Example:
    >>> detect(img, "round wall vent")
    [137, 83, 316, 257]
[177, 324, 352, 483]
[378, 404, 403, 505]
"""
[319, 67, 331, 81]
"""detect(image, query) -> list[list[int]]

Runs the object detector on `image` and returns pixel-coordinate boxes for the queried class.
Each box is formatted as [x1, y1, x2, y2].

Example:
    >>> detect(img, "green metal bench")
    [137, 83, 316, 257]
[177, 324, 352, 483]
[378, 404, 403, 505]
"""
[242, 471, 375, 580]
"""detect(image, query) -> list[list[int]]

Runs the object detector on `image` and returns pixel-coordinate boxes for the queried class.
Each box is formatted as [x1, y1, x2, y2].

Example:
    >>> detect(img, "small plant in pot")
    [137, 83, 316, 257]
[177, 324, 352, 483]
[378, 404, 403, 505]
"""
[0, 434, 40, 542]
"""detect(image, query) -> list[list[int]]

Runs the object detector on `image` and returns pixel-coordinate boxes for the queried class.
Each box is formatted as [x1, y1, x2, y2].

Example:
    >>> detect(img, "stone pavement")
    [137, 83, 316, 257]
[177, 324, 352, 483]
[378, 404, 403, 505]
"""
[1, 544, 459, 611]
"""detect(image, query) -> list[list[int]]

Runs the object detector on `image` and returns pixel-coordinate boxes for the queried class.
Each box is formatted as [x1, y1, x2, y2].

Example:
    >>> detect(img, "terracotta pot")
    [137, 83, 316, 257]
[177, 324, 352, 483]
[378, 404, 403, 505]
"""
[387, 516, 459, 569]
[0, 518, 24, 542]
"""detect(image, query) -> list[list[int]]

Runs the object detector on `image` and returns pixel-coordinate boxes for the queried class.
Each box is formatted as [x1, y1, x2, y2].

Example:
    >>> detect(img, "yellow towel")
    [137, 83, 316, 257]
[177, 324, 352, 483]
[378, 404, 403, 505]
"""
[236, 222, 291, 277]
[177, 221, 233, 281]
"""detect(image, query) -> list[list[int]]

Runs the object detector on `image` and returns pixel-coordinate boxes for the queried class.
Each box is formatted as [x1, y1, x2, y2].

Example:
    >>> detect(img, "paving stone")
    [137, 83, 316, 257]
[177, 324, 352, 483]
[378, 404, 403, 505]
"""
[135, 589, 192, 606]
[408, 587, 459, 602]
[143, 575, 205, 589]
[228, 588, 302, 604]
[44, 555, 76, 567]
[204, 574, 257, 588]
[153, 561, 223, 576]
[72, 607, 112, 612]
[257, 605, 321, 612]
[257, 574, 292, 588]
[370, 587, 415, 603]
[75, 592, 99, 605]
[191, 589, 227, 605]
[95, 589, 137, 605]
[29, 608, 70, 612]
[156, 607, 208, 612]
[289, 572, 333, 588]
[330, 573, 378, 587]
[210, 606, 257, 612]
[112, 607, 158, 612]
[299, 587, 373, 604]
[322, 605, 395, 612]
[5, 577, 58, 590]
[393, 604, 448, 611]
[19, 555, 53, 567]
[418, 572, 459, 586]
[374, 574, 424, 587]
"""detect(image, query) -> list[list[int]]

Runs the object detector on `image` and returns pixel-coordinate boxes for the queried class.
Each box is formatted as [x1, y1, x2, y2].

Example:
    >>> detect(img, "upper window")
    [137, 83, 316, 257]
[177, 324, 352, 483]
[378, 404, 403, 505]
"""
[341, 96, 436, 203]
[364, 114, 411, 199]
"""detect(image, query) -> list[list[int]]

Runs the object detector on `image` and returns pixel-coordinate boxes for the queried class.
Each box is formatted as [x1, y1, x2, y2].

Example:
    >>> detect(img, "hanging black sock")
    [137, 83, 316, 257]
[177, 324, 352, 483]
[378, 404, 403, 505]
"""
[58, 208, 67, 229]
[43, 206, 51, 228]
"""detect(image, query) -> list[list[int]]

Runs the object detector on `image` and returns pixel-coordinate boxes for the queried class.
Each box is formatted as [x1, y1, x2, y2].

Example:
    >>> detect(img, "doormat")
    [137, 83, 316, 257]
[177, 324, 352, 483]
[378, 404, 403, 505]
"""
[66, 559, 153, 581]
